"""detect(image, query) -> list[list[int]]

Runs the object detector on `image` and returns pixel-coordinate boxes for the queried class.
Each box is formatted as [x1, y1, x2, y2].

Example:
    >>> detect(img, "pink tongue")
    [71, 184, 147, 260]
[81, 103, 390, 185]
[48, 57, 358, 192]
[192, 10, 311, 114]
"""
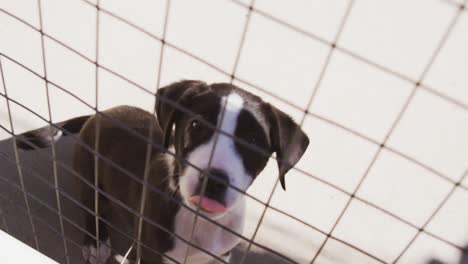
[190, 195, 226, 213]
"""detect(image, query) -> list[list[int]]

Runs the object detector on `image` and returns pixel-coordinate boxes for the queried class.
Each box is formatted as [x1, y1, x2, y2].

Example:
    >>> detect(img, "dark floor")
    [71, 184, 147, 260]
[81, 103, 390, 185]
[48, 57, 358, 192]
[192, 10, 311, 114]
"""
[0, 135, 289, 264]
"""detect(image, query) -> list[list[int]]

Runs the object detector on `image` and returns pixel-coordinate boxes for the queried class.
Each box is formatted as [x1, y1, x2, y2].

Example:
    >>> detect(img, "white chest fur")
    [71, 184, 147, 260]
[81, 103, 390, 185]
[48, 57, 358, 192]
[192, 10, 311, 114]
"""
[164, 199, 245, 264]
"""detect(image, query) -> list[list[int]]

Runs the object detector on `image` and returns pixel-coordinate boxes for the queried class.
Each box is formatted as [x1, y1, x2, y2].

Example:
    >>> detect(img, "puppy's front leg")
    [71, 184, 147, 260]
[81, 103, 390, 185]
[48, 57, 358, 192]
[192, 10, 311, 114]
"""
[81, 196, 112, 264]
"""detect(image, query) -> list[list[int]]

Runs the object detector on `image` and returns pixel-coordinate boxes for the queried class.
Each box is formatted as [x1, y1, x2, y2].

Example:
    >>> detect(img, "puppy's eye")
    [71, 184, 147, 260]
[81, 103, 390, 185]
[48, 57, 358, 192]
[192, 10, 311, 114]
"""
[190, 120, 199, 130]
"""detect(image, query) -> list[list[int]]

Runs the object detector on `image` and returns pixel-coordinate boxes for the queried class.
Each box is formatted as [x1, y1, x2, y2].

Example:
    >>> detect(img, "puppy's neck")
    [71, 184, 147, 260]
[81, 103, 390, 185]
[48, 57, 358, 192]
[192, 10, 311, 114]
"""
[162, 146, 178, 192]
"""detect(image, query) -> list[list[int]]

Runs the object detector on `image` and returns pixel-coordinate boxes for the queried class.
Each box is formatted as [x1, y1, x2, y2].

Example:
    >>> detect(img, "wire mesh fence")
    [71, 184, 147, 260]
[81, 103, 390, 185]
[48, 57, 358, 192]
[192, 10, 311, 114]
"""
[1, 0, 468, 263]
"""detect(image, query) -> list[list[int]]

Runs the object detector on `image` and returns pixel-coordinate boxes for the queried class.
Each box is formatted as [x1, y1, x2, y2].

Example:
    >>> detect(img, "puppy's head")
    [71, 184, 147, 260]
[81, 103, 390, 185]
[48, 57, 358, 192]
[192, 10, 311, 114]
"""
[156, 81, 309, 217]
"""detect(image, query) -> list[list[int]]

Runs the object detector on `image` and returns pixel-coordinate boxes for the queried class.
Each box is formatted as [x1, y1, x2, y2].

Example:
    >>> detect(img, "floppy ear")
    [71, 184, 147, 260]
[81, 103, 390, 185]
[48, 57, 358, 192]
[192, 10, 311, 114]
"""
[155, 80, 205, 148]
[268, 104, 309, 190]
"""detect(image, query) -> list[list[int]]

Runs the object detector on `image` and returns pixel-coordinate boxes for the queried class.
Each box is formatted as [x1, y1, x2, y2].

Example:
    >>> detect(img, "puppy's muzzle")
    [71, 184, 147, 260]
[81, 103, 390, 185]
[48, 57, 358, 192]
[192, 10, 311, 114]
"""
[203, 169, 229, 199]
[190, 169, 230, 214]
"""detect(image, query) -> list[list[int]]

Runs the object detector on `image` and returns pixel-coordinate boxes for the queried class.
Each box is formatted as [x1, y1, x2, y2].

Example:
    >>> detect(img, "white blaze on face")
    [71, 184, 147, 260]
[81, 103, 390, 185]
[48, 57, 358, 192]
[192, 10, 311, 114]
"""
[179, 93, 252, 211]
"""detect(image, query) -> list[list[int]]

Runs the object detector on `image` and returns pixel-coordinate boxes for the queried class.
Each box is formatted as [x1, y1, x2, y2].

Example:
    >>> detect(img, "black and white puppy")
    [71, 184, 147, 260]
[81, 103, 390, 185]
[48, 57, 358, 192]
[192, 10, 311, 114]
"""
[17, 81, 309, 264]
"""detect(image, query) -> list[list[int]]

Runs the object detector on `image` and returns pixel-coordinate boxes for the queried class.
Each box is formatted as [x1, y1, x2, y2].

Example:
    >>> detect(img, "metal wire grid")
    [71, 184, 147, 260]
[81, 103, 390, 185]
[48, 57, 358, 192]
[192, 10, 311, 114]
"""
[0, 0, 467, 263]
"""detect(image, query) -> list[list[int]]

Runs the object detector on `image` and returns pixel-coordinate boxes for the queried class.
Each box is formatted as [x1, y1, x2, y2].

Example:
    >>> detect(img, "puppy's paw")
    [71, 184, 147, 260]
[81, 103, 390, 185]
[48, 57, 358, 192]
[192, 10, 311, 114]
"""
[114, 254, 131, 264]
[82, 239, 112, 264]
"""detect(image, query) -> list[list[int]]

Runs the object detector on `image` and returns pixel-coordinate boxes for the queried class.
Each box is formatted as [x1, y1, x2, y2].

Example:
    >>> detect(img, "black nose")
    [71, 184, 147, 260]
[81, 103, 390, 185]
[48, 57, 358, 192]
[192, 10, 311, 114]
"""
[198, 169, 229, 201]
[207, 169, 229, 190]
